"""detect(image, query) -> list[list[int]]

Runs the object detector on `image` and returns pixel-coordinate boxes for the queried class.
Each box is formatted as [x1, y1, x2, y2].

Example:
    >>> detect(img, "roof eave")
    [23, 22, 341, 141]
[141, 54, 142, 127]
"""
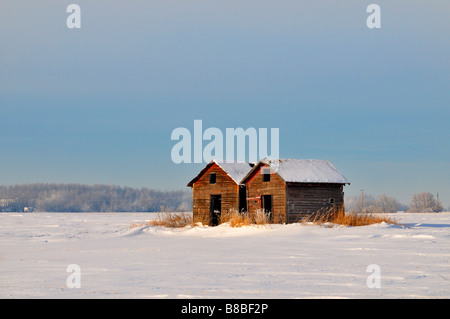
[186, 161, 216, 187]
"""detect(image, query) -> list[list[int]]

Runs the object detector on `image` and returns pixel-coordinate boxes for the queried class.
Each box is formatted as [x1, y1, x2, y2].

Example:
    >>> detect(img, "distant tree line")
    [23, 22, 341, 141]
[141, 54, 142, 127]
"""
[0, 184, 445, 214]
[0, 184, 192, 213]
[345, 192, 444, 213]
[408, 192, 443, 213]
[345, 193, 403, 214]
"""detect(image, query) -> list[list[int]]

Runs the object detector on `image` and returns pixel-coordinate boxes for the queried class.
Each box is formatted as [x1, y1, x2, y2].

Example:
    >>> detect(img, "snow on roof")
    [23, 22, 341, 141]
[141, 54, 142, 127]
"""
[215, 161, 254, 184]
[187, 160, 254, 186]
[259, 158, 350, 184]
[188, 159, 349, 186]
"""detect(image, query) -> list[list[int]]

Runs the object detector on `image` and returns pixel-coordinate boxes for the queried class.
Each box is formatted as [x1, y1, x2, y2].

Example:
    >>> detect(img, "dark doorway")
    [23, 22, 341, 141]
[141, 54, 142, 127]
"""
[210, 195, 222, 226]
[261, 195, 273, 222]
[239, 185, 247, 213]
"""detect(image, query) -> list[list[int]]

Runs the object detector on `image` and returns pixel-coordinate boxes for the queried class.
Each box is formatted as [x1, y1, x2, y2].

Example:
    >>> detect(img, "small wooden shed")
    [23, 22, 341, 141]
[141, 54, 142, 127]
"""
[187, 160, 254, 225]
[241, 158, 350, 223]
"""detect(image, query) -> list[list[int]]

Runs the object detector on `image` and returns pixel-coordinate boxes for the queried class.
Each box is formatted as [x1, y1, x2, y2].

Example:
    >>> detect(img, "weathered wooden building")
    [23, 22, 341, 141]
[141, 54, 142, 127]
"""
[241, 158, 350, 223]
[188, 158, 349, 225]
[187, 160, 254, 225]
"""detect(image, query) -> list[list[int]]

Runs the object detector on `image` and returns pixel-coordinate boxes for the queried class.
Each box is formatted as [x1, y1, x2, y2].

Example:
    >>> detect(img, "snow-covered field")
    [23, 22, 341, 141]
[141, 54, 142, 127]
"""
[1, 212, 449, 298]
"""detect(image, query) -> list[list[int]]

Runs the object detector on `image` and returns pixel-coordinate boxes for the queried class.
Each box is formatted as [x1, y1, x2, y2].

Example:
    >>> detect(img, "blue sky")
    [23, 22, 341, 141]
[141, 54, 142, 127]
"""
[1, 1, 449, 207]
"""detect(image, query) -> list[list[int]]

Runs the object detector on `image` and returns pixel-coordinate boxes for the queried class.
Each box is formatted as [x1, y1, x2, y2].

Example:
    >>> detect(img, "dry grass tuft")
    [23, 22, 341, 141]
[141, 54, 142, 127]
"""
[130, 212, 193, 229]
[252, 209, 272, 225]
[220, 210, 252, 227]
[150, 212, 193, 228]
[220, 209, 273, 227]
[303, 206, 397, 227]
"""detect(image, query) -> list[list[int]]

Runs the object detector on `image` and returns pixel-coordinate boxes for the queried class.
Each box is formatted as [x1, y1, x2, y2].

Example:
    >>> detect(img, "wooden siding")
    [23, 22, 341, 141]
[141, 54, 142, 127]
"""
[246, 164, 287, 223]
[192, 163, 240, 224]
[286, 183, 344, 223]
